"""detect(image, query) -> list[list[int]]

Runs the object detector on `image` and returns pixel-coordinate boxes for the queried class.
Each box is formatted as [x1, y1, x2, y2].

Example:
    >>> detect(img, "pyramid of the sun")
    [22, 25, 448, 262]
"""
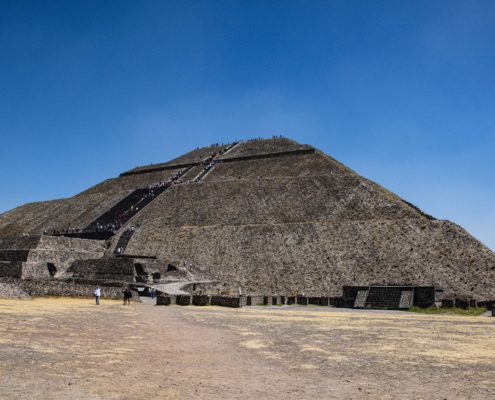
[1, 138, 494, 298]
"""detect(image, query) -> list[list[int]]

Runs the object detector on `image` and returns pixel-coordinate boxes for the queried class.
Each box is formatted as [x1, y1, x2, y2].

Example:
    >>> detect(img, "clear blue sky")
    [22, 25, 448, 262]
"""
[1, 1, 494, 250]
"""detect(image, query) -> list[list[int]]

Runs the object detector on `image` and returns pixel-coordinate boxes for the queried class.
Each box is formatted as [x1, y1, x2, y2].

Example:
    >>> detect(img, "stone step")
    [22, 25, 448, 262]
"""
[0, 249, 30, 262]
[0, 261, 23, 278]
[364, 286, 404, 308]
[114, 229, 135, 255]
[26, 250, 105, 263]
[38, 235, 106, 253]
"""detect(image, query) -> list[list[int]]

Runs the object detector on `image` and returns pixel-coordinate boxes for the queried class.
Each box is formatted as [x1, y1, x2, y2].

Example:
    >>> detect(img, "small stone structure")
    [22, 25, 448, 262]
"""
[210, 295, 245, 308]
[192, 295, 209, 306]
[344, 286, 439, 310]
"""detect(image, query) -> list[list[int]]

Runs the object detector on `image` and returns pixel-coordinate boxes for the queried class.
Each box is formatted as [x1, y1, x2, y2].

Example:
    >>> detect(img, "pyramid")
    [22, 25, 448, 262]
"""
[1, 137, 494, 299]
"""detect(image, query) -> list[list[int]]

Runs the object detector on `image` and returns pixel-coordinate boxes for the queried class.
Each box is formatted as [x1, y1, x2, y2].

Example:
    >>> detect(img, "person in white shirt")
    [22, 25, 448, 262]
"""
[94, 287, 101, 305]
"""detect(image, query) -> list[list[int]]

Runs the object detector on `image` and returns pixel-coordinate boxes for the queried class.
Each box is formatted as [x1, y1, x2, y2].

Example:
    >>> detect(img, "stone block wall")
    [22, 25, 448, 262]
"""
[38, 236, 105, 253]
[413, 287, 436, 308]
[0, 235, 41, 250]
[21, 261, 51, 279]
[17, 279, 126, 299]
[0, 262, 22, 278]
[0, 250, 29, 262]
[156, 293, 178, 305]
[192, 295, 209, 306]
[246, 295, 264, 306]
[441, 298, 489, 309]
[478, 300, 495, 310]
[329, 297, 344, 307]
[157, 295, 172, 305]
[308, 296, 330, 306]
[69, 258, 135, 281]
[210, 296, 243, 308]
[176, 295, 191, 306]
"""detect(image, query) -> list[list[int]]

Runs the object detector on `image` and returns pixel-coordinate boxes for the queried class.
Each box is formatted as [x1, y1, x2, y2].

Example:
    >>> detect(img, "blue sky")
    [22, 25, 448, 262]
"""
[1, 1, 494, 250]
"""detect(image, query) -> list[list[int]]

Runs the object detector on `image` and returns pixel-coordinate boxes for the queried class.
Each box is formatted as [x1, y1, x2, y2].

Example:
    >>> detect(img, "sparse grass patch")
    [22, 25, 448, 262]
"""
[408, 306, 487, 316]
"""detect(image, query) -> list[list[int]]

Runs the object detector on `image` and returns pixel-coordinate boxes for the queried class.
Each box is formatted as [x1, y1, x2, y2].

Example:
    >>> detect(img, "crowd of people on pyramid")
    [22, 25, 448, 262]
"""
[115, 225, 135, 256]
[46, 169, 189, 238]
[193, 154, 218, 183]
[42, 140, 255, 238]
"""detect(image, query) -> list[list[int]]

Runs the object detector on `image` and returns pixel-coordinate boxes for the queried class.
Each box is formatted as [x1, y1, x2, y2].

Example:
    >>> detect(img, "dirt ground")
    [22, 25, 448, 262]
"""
[0, 298, 494, 400]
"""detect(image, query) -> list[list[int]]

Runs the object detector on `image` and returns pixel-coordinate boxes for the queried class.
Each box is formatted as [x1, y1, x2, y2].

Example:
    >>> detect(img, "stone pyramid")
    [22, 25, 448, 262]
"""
[1, 137, 494, 299]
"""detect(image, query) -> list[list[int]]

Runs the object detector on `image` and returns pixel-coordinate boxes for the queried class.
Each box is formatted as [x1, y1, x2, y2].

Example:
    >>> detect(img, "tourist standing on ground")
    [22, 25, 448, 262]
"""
[123, 287, 131, 305]
[94, 286, 101, 305]
[122, 287, 127, 305]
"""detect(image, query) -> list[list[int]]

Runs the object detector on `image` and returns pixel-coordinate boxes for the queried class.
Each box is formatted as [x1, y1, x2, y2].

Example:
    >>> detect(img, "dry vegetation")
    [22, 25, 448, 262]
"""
[1, 299, 494, 399]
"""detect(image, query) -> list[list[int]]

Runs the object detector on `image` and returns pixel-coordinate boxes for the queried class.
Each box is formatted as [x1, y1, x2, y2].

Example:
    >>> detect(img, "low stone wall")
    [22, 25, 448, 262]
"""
[157, 295, 173, 305]
[210, 295, 243, 308]
[192, 295, 209, 306]
[329, 297, 344, 307]
[246, 295, 264, 306]
[308, 296, 330, 306]
[176, 295, 191, 306]
[441, 298, 482, 309]
[478, 300, 495, 310]
[413, 287, 436, 308]
[17, 279, 127, 299]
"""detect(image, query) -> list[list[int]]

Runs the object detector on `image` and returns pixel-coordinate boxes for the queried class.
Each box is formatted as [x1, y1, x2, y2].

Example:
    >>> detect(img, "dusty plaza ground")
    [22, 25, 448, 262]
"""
[0, 298, 494, 400]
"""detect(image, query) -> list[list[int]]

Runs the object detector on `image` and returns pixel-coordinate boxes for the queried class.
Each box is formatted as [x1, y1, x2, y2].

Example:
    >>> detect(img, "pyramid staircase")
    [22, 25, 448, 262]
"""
[353, 286, 414, 310]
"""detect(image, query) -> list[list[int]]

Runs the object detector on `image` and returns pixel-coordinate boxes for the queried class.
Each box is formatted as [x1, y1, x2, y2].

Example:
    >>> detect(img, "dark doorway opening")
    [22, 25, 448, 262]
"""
[47, 263, 57, 277]
[152, 272, 161, 281]
[134, 263, 144, 275]
[134, 263, 148, 283]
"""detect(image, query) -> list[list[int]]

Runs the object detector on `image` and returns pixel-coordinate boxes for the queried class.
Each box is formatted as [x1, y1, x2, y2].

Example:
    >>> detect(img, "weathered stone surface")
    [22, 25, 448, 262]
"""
[125, 219, 495, 299]
[0, 278, 31, 299]
[210, 295, 243, 308]
[16, 279, 135, 300]
[0, 137, 494, 300]
[0, 262, 23, 278]
[0, 191, 132, 236]
[68, 258, 135, 282]
[217, 138, 311, 160]
[79, 168, 185, 195]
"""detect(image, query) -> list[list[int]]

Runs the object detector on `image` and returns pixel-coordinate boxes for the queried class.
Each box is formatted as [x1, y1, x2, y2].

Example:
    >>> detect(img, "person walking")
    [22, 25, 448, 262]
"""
[94, 286, 101, 305]
[126, 288, 132, 305]
[123, 287, 131, 305]
[122, 287, 127, 305]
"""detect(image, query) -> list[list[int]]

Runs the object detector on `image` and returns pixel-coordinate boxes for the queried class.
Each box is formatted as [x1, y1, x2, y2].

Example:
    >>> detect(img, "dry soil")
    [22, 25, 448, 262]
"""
[0, 298, 494, 399]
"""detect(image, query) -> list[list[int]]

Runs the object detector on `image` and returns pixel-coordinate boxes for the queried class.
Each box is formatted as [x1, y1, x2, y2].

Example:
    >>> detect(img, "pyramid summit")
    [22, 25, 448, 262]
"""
[1, 137, 494, 303]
